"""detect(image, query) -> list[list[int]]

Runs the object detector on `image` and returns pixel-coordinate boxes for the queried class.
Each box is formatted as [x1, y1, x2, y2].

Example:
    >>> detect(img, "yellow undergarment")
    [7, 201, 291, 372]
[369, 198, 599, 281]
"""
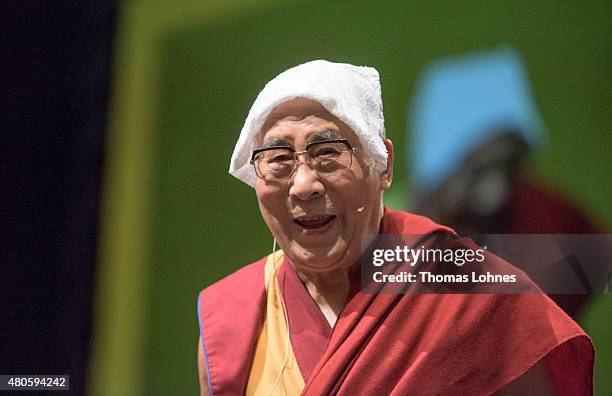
[246, 250, 305, 396]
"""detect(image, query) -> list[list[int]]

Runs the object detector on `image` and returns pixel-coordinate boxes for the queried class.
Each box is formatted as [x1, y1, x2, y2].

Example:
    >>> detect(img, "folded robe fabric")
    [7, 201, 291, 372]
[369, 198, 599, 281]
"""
[197, 208, 593, 395]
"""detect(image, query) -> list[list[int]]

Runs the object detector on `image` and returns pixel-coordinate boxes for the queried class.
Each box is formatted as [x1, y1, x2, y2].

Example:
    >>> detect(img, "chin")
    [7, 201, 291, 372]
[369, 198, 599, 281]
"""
[287, 241, 353, 273]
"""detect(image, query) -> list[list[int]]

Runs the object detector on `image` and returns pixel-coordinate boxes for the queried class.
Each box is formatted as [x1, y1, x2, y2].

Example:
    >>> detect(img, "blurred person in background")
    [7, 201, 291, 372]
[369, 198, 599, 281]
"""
[408, 47, 604, 318]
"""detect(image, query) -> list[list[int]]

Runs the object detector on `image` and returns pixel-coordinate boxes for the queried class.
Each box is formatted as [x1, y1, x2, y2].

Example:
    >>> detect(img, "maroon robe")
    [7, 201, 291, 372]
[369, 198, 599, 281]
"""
[496, 174, 605, 317]
[198, 208, 593, 395]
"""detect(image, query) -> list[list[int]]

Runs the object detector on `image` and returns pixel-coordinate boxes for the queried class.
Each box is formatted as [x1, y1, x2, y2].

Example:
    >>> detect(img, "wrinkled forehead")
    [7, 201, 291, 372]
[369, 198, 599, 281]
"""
[257, 98, 357, 146]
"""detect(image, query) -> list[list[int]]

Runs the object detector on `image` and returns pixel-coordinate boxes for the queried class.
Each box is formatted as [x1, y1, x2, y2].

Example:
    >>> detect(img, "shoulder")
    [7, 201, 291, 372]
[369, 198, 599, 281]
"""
[424, 293, 592, 394]
[197, 256, 268, 319]
[199, 256, 267, 297]
[196, 256, 270, 395]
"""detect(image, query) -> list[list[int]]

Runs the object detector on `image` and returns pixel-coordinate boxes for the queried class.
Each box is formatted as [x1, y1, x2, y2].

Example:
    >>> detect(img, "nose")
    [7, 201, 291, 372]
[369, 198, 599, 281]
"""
[289, 156, 325, 201]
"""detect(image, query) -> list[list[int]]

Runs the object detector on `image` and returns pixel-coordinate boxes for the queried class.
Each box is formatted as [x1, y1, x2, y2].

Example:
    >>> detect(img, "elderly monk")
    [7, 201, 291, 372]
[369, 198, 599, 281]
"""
[196, 60, 593, 395]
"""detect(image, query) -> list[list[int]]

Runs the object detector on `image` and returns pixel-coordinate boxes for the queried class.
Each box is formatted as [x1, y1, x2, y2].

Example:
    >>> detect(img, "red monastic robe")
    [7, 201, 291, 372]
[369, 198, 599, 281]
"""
[197, 208, 593, 395]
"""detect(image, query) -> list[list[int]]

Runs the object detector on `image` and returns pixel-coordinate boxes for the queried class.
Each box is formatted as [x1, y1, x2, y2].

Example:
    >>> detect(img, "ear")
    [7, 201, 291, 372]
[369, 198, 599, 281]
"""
[381, 138, 394, 190]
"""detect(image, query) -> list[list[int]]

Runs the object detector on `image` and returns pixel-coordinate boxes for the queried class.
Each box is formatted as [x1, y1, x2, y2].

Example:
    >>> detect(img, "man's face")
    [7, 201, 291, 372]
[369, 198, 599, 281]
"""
[254, 98, 392, 274]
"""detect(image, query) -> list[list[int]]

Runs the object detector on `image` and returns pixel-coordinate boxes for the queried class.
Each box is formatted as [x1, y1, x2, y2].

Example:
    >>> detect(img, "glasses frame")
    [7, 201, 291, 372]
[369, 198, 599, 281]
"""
[250, 138, 357, 181]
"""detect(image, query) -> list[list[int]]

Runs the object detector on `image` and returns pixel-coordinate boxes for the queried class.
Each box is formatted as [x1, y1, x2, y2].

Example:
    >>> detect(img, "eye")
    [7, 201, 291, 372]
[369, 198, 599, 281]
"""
[257, 148, 293, 163]
[252, 147, 296, 180]
[268, 153, 293, 163]
[311, 146, 342, 158]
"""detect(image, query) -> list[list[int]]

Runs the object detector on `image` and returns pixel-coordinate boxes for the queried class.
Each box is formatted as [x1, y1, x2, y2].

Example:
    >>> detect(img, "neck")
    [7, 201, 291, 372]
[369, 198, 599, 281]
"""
[296, 265, 358, 327]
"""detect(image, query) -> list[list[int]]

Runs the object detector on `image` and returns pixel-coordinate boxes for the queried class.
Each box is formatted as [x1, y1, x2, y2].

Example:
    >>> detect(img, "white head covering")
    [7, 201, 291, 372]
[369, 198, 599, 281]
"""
[229, 59, 387, 187]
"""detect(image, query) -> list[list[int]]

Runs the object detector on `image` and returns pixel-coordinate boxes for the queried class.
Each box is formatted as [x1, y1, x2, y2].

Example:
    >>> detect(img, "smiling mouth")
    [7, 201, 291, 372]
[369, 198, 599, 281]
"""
[293, 215, 336, 230]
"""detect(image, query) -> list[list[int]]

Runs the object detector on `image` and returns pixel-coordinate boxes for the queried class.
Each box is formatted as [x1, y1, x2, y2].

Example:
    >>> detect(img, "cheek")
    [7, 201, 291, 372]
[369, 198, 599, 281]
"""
[333, 175, 374, 211]
[255, 183, 288, 225]
[255, 182, 285, 205]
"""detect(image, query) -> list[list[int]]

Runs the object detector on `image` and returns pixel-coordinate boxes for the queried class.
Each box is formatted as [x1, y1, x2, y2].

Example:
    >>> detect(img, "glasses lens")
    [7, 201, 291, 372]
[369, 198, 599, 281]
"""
[308, 141, 352, 173]
[252, 141, 353, 181]
[254, 148, 294, 180]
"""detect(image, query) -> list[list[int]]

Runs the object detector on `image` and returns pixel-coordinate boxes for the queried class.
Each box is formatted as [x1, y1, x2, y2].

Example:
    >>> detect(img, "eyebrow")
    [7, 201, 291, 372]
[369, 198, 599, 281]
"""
[260, 129, 340, 149]
[307, 129, 340, 143]
[260, 137, 292, 149]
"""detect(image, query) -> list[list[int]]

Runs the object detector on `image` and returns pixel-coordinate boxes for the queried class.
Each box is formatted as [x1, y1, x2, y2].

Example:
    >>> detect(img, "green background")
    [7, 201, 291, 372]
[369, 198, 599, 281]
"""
[91, 1, 611, 394]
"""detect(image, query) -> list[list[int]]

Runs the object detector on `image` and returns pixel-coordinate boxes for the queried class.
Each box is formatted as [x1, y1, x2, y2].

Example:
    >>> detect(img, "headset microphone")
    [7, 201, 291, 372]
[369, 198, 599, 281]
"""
[356, 187, 384, 213]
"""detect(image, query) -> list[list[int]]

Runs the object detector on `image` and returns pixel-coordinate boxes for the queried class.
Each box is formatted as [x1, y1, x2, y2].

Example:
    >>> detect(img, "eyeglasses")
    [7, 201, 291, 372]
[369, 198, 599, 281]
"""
[250, 138, 357, 181]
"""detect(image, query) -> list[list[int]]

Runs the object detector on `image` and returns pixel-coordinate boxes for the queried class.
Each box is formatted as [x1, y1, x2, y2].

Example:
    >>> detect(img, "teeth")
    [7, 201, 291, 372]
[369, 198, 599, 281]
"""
[294, 215, 335, 229]
[296, 216, 328, 222]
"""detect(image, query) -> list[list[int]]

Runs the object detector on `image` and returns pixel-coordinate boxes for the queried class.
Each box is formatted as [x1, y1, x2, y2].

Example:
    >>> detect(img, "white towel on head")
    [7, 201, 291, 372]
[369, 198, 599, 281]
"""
[229, 59, 387, 187]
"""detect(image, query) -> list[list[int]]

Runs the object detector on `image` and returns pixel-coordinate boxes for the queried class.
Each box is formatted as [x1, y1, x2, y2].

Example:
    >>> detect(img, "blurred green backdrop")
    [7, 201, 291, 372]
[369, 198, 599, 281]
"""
[90, 0, 611, 394]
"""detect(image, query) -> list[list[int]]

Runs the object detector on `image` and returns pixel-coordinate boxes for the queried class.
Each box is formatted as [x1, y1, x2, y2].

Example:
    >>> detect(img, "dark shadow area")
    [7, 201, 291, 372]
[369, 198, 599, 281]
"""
[0, 1, 117, 393]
